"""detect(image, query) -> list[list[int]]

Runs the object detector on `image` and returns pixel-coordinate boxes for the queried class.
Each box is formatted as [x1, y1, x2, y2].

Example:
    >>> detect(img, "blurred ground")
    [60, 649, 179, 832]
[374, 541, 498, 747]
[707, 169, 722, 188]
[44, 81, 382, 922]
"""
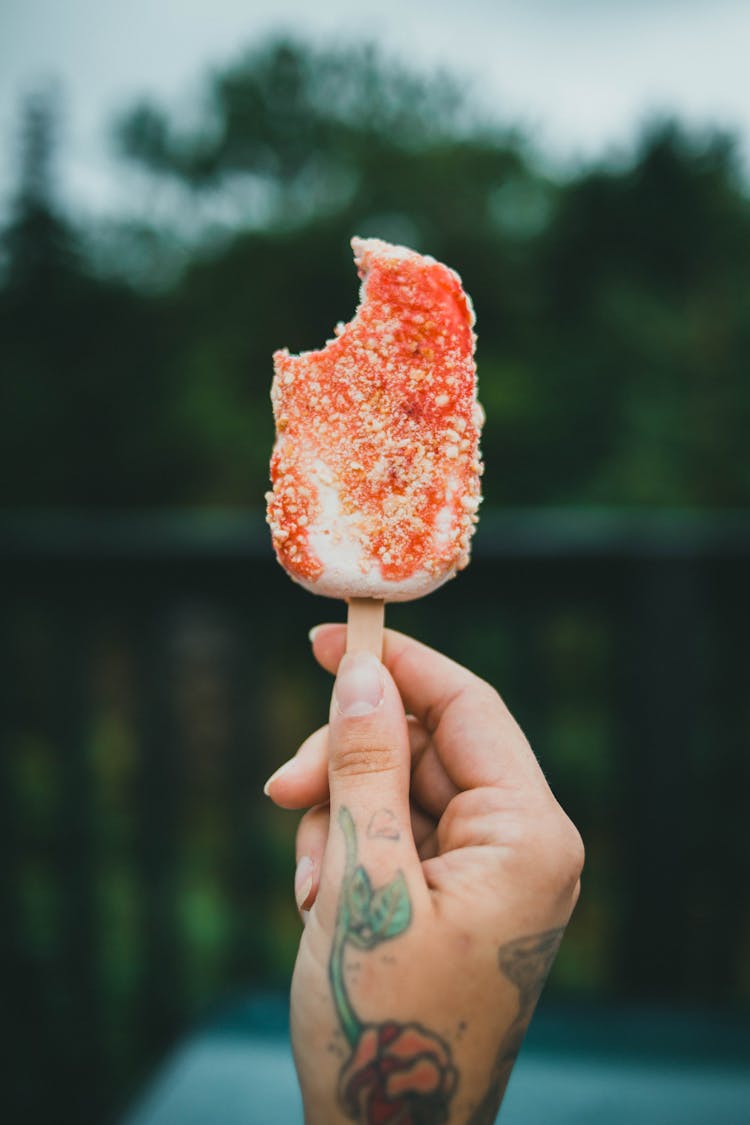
[124, 996, 750, 1125]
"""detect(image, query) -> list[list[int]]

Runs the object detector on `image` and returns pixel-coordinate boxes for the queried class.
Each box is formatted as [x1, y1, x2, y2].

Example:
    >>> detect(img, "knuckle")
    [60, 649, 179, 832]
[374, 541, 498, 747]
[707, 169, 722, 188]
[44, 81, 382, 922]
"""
[480, 680, 504, 707]
[436, 788, 474, 832]
[570, 877, 582, 910]
[435, 802, 464, 852]
[330, 741, 400, 781]
[535, 811, 585, 889]
[497, 803, 584, 891]
[564, 820, 586, 879]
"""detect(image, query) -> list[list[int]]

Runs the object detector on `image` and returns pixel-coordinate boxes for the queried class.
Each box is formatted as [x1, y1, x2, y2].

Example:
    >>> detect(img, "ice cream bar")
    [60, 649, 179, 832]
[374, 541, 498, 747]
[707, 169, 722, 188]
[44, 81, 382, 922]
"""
[266, 236, 483, 613]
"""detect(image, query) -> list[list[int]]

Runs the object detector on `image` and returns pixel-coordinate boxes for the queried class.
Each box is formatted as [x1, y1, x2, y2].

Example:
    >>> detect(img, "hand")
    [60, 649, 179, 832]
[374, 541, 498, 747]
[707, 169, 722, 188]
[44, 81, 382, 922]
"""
[265, 626, 584, 1124]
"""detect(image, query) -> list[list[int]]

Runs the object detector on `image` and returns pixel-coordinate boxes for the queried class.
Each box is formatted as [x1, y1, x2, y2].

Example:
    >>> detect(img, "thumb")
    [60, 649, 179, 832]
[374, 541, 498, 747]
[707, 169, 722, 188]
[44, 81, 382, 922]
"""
[314, 652, 425, 926]
[328, 651, 411, 816]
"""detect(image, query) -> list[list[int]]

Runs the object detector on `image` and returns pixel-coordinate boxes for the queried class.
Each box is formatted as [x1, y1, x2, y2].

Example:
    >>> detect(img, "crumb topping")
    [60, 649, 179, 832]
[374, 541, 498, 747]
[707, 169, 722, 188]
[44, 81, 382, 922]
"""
[266, 236, 483, 585]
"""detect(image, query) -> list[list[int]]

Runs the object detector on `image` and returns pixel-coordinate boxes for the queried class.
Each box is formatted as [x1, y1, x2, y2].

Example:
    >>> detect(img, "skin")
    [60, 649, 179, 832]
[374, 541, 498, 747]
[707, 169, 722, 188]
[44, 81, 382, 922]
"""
[266, 625, 584, 1124]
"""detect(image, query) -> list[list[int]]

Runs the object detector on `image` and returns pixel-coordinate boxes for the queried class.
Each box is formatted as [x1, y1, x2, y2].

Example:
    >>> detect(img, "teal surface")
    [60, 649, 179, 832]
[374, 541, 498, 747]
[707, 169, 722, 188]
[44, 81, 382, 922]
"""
[124, 999, 750, 1125]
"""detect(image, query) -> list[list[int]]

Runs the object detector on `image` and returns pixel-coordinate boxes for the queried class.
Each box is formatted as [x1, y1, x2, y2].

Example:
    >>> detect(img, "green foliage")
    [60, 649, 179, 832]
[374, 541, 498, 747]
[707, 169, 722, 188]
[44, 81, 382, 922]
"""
[115, 39, 474, 205]
[2, 39, 749, 510]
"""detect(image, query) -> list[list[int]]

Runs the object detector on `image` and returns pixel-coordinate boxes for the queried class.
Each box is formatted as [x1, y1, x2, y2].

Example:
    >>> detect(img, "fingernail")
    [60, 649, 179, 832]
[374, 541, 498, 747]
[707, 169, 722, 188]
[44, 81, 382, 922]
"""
[295, 855, 314, 910]
[333, 652, 384, 717]
[263, 757, 296, 796]
[301, 909, 310, 926]
[308, 625, 322, 643]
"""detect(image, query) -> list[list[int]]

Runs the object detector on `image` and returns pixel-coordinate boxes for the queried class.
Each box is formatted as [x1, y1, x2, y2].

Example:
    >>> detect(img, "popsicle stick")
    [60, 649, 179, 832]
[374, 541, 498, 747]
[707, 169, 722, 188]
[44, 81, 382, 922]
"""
[346, 598, 385, 659]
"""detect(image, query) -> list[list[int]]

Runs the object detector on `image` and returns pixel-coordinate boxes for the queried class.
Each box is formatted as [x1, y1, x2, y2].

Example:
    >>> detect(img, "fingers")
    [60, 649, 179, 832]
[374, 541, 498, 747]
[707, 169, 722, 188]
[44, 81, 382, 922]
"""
[295, 803, 329, 913]
[408, 716, 460, 818]
[264, 725, 329, 810]
[312, 651, 429, 926]
[265, 714, 459, 818]
[423, 786, 585, 918]
[311, 624, 547, 795]
[410, 802, 438, 852]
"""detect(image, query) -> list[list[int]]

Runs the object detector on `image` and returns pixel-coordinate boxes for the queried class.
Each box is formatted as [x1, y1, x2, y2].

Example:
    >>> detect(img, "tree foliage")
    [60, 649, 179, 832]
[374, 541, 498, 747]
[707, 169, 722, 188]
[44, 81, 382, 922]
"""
[2, 38, 749, 508]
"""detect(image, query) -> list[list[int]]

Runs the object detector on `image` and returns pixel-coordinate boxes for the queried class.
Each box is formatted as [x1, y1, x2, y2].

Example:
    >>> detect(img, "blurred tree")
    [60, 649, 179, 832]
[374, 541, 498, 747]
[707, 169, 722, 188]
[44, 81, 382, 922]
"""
[115, 39, 482, 226]
[0, 92, 203, 506]
[535, 122, 750, 505]
[2, 87, 79, 291]
[2, 43, 749, 508]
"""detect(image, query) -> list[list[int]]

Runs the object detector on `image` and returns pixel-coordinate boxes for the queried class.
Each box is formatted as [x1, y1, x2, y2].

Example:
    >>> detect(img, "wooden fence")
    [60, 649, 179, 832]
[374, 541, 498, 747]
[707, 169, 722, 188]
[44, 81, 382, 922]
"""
[2, 510, 748, 1122]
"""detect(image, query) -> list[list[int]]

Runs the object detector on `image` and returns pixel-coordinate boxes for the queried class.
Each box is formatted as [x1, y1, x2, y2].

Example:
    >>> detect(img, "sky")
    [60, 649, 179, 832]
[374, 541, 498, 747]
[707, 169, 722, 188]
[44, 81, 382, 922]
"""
[1, 0, 748, 217]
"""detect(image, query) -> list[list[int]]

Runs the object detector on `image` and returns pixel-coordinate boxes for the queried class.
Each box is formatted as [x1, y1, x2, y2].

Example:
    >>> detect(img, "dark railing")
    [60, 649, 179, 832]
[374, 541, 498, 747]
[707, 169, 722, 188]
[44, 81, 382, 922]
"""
[2, 510, 749, 1123]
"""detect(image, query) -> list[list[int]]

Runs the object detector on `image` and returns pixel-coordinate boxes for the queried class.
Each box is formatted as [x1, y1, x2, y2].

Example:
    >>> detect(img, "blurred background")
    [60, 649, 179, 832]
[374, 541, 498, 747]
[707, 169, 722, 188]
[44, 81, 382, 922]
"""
[1, 2, 749, 1122]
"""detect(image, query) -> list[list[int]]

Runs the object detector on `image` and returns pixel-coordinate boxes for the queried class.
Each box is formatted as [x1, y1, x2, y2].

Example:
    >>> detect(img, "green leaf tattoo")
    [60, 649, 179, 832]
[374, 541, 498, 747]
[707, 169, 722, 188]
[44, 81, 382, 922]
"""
[344, 864, 412, 950]
[348, 866, 374, 929]
[369, 870, 411, 941]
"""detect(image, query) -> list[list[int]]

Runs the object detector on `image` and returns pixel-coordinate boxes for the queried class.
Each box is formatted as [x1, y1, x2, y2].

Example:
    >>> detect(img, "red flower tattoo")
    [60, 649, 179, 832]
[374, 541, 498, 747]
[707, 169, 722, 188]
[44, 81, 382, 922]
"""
[340, 1021, 458, 1125]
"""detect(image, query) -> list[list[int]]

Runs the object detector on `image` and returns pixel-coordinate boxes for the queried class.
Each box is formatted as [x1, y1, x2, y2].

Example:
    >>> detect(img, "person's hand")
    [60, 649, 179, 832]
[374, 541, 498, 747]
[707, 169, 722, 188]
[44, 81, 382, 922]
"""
[265, 626, 584, 1124]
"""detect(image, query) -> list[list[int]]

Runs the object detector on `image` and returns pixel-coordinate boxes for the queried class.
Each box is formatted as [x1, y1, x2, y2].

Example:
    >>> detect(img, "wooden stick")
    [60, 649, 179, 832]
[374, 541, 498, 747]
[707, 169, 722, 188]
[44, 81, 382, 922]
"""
[346, 598, 385, 659]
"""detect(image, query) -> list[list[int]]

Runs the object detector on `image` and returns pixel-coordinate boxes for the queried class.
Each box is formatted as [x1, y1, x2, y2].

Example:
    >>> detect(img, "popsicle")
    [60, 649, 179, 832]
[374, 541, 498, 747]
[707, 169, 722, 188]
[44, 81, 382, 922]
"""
[266, 236, 483, 654]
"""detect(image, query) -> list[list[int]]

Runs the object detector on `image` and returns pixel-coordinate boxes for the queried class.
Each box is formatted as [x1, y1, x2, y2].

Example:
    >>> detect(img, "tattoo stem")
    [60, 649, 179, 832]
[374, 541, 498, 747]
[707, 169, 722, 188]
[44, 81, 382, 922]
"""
[330, 808, 363, 1047]
[331, 919, 361, 1047]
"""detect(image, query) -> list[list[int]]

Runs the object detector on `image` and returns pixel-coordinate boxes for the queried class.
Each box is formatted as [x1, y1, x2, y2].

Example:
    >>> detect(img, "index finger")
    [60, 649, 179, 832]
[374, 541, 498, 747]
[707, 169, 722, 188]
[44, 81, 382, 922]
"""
[310, 624, 546, 794]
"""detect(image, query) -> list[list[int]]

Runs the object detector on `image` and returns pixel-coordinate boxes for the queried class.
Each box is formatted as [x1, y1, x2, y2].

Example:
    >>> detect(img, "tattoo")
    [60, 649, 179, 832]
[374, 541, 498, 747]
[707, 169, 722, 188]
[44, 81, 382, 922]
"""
[367, 807, 401, 841]
[498, 928, 565, 1022]
[330, 807, 458, 1124]
[467, 927, 564, 1125]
